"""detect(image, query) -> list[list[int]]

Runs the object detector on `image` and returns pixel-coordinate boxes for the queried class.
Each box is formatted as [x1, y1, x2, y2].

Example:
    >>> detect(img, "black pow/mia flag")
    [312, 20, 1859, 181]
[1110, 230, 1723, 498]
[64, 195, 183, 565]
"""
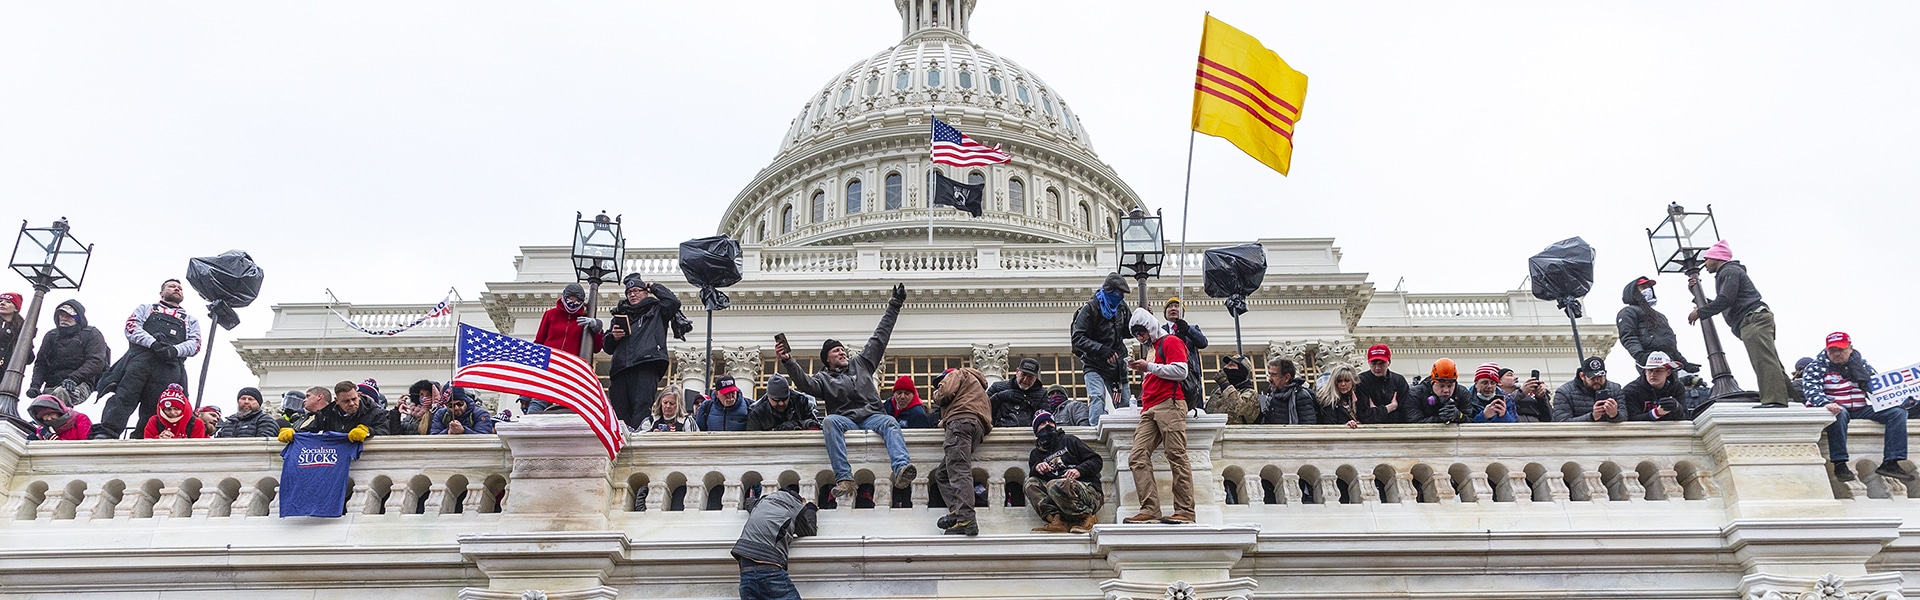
[931, 172, 985, 217]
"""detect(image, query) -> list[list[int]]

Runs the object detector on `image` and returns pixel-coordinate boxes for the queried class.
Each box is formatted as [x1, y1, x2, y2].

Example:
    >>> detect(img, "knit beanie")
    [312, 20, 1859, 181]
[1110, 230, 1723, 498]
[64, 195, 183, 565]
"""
[821, 339, 844, 364]
[1032, 410, 1056, 433]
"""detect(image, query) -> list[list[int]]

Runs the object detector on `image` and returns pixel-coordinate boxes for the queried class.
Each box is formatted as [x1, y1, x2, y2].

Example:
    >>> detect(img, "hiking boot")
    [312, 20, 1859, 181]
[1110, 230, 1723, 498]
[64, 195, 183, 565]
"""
[1068, 514, 1098, 534]
[892, 465, 917, 488]
[1031, 515, 1071, 533]
[832, 480, 857, 504]
[943, 519, 978, 536]
[1876, 461, 1917, 482]
[1833, 462, 1857, 482]
[1121, 511, 1162, 524]
[1160, 513, 1196, 525]
[936, 512, 962, 530]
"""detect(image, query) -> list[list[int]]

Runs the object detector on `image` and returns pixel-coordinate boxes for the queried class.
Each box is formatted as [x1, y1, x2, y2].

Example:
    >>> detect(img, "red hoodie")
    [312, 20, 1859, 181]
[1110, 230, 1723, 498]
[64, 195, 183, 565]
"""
[535, 297, 603, 354]
[144, 393, 209, 439]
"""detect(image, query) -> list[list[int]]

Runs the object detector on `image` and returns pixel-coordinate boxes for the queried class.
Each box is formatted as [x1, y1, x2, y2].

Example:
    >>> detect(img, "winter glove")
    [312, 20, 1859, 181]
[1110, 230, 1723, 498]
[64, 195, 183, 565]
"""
[154, 344, 178, 359]
[576, 316, 603, 333]
[277, 427, 295, 443]
[1436, 402, 1462, 423]
[889, 282, 907, 308]
[347, 424, 370, 443]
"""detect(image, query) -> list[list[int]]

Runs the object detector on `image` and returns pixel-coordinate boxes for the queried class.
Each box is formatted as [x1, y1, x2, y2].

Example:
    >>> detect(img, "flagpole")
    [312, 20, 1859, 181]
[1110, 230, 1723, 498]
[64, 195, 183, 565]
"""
[929, 165, 936, 245]
[1177, 12, 1208, 302]
[1176, 125, 1197, 301]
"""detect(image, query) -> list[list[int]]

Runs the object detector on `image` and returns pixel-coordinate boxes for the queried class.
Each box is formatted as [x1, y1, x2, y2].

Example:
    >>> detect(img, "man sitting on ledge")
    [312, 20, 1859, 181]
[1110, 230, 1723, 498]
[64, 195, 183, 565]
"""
[1801, 332, 1914, 483]
[779, 283, 916, 505]
[1027, 410, 1104, 534]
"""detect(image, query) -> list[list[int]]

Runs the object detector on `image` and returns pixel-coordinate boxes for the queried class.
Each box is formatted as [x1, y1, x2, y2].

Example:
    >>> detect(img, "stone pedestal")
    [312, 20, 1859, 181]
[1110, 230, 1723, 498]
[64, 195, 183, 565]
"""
[1097, 408, 1227, 524]
[459, 413, 629, 598]
[1724, 518, 1902, 580]
[457, 532, 627, 600]
[1695, 406, 1844, 519]
[495, 413, 616, 532]
[1093, 524, 1258, 600]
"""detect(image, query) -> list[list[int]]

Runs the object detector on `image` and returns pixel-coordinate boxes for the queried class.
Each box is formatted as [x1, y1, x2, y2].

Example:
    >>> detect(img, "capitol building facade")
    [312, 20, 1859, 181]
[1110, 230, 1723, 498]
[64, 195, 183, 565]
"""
[3, 2, 1916, 599]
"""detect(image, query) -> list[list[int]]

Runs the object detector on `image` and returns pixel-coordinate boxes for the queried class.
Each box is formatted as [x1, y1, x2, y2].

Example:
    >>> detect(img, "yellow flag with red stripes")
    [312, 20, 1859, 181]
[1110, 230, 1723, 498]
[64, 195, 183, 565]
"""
[1192, 15, 1309, 176]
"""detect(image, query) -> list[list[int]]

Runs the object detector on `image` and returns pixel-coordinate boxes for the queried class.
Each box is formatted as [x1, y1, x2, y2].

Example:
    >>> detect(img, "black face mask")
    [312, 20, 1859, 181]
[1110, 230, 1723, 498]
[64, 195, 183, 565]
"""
[1037, 426, 1063, 446]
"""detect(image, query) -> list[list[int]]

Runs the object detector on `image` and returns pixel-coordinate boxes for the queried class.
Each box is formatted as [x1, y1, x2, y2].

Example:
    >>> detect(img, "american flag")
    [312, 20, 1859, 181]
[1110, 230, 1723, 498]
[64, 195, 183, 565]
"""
[453, 323, 623, 459]
[931, 118, 1011, 167]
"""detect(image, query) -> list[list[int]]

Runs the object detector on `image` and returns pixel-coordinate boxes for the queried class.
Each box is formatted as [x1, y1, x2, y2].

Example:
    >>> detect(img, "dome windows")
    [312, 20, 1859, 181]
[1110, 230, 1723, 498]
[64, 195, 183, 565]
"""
[1077, 201, 1092, 230]
[1016, 84, 1030, 104]
[782, 205, 795, 234]
[811, 191, 827, 223]
[1042, 94, 1056, 117]
[926, 67, 941, 88]
[1047, 188, 1061, 220]
[885, 172, 903, 210]
[838, 84, 853, 107]
[958, 69, 973, 90]
[1008, 178, 1026, 213]
[988, 75, 1003, 95]
[967, 170, 985, 186]
[846, 179, 864, 215]
[756, 221, 767, 243]
[895, 70, 910, 91]
[865, 75, 879, 97]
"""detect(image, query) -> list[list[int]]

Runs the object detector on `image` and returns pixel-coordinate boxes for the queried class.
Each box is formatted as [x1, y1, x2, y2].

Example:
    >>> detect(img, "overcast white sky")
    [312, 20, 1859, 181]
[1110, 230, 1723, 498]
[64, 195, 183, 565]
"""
[4, 1, 1916, 416]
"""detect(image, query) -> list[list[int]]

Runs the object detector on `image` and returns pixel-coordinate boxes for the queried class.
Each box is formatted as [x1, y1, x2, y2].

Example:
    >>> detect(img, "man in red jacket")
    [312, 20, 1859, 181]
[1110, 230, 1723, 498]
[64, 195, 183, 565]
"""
[1122, 307, 1195, 525]
[528, 283, 603, 413]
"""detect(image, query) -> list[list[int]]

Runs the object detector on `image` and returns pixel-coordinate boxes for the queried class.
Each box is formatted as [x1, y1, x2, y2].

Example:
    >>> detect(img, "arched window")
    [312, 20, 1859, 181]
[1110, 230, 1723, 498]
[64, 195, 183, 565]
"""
[1008, 178, 1025, 213]
[926, 68, 941, 88]
[782, 205, 794, 234]
[865, 75, 879, 96]
[846, 179, 863, 215]
[988, 76, 1004, 95]
[958, 69, 973, 89]
[811, 191, 826, 223]
[968, 171, 984, 186]
[885, 172, 903, 210]
[895, 70, 910, 90]
[1047, 188, 1061, 220]
[756, 221, 767, 242]
[1106, 217, 1116, 238]
[1077, 201, 1091, 230]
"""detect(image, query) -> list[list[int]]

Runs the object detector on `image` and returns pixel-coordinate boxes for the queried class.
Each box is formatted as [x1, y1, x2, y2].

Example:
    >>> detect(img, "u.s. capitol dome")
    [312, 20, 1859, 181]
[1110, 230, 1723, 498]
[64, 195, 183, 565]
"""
[718, 0, 1145, 247]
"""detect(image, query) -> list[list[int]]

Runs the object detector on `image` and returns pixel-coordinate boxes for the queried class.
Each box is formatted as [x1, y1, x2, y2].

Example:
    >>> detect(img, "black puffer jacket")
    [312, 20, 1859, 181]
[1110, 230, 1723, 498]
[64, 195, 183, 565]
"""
[988, 377, 1048, 429]
[1615, 281, 1689, 367]
[603, 282, 680, 375]
[1069, 296, 1129, 382]
[1260, 378, 1317, 425]
[291, 400, 392, 436]
[29, 300, 110, 391]
[1621, 376, 1688, 421]
[215, 409, 284, 438]
[1405, 383, 1475, 424]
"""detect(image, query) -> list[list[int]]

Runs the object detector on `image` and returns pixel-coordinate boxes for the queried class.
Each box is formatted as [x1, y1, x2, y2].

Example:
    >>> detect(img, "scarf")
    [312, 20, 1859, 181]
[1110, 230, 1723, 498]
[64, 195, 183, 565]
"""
[1095, 289, 1124, 320]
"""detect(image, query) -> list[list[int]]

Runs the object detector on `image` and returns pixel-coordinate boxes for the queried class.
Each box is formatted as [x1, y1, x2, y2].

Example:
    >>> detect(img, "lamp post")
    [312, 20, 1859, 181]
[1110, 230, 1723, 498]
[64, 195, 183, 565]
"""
[1646, 203, 1758, 403]
[1116, 208, 1165, 310]
[572, 212, 624, 364]
[3, 218, 93, 433]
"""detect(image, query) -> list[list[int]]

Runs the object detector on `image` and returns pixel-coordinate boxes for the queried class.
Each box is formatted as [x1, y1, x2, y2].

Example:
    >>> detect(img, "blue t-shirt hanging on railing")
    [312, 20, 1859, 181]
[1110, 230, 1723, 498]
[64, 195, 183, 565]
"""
[279, 432, 362, 518]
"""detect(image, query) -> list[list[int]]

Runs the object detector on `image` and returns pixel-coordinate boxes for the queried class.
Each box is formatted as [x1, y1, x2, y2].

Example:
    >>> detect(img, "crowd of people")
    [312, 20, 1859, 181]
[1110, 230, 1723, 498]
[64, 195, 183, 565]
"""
[7, 240, 1913, 548]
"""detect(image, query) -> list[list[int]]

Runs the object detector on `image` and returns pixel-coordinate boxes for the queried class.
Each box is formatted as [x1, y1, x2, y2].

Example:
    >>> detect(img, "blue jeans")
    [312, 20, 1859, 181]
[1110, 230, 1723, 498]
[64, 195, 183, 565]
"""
[823, 413, 911, 482]
[1084, 369, 1135, 427]
[1827, 405, 1909, 463]
[739, 568, 801, 600]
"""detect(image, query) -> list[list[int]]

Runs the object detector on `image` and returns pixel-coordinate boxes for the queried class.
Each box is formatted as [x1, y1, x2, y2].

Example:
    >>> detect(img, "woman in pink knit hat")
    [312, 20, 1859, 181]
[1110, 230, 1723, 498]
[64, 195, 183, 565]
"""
[1687, 240, 1792, 407]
